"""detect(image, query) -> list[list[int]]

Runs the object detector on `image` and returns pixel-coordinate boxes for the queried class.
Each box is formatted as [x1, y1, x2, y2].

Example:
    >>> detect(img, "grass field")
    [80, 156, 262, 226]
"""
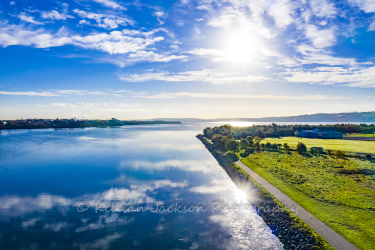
[345, 133, 375, 138]
[263, 136, 375, 154]
[240, 151, 375, 250]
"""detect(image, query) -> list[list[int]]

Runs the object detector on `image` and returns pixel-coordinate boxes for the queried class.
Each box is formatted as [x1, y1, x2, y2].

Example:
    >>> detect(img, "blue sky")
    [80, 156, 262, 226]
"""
[0, 0, 375, 119]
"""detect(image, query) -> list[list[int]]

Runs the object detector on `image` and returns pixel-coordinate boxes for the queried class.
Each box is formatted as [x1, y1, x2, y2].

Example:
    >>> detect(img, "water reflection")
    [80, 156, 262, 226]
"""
[0, 125, 282, 249]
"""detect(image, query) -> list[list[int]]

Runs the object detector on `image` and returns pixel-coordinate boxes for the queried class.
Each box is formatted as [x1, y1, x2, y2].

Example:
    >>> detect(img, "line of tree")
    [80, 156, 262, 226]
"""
[203, 123, 375, 139]
[0, 118, 180, 130]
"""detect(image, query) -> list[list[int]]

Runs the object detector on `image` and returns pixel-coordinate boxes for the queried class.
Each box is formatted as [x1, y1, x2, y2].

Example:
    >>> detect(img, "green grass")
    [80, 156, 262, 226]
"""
[233, 162, 334, 250]
[240, 151, 375, 250]
[345, 133, 375, 138]
[263, 136, 375, 154]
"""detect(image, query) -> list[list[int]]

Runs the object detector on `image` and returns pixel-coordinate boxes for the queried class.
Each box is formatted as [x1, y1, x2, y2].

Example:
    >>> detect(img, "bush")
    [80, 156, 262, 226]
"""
[240, 148, 254, 158]
[297, 142, 307, 154]
[335, 150, 346, 158]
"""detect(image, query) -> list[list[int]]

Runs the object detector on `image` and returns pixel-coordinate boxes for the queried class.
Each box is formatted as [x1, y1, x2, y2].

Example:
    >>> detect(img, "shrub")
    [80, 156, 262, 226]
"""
[335, 150, 346, 158]
[297, 142, 307, 154]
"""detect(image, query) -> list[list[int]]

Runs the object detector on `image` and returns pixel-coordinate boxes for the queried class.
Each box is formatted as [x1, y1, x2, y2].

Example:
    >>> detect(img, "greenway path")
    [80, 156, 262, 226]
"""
[235, 160, 359, 250]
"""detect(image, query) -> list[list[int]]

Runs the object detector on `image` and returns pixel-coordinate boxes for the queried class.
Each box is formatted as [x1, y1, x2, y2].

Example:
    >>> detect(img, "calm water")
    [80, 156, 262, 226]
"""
[0, 124, 282, 249]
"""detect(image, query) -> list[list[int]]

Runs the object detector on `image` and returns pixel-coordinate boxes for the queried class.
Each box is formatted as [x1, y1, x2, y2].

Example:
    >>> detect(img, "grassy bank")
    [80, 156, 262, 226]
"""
[197, 135, 333, 249]
[263, 136, 375, 154]
[240, 151, 375, 249]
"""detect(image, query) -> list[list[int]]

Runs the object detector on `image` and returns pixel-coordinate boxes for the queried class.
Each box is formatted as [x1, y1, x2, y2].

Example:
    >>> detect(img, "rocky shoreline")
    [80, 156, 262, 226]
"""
[196, 134, 331, 250]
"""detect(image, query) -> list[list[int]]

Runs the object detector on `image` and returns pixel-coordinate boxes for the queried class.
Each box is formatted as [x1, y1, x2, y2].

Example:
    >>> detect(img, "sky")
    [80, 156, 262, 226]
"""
[0, 0, 375, 120]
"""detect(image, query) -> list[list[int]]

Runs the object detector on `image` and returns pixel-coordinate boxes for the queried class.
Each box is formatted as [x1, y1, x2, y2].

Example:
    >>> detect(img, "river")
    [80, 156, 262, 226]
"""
[0, 123, 283, 249]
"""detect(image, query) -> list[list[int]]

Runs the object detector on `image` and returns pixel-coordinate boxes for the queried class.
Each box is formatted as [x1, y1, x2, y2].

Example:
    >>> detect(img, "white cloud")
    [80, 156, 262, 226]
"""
[44, 222, 69, 232]
[120, 69, 267, 84]
[0, 23, 183, 64]
[309, 0, 337, 18]
[22, 217, 41, 229]
[17, 13, 44, 25]
[0, 91, 60, 97]
[73, 9, 134, 29]
[0, 89, 136, 97]
[305, 25, 336, 48]
[154, 11, 167, 24]
[50, 103, 78, 108]
[267, 0, 296, 28]
[10, 1, 15, 5]
[368, 21, 375, 31]
[282, 66, 375, 87]
[187, 48, 227, 58]
[348, 0, 375, 13]
[91, 0, 126, 10]
[74, 233, 123, 249]
[41, 10, 74, 20]
[296, 45, 357, 66]
[133, 91, 347, 100]
[124, 159, 216, 173]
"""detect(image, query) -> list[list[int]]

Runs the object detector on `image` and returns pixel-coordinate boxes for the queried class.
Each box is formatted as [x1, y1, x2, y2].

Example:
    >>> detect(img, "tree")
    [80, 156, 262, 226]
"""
[253, 136, 262, 144]
[227, 134, 234, 140]
[212, 134, 223, 145]
[297, 142, 307, 154]
[203, 127, 213, 138]
[240, 139, 249, 150]
[225, 139, 239, 153]
[219, 136, 228, 148]
[283, 143, 290, 151]
[241, 132, 248, 139]
[254, 141, 260, 151]
[246, 136, 254, 147]
[260, 143, 266, 150]
[277, 143, 282, 150]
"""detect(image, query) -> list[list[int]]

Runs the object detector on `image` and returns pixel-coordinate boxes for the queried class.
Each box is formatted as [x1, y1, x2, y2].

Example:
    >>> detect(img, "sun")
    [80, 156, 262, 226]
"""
[224, 31, 259, 63]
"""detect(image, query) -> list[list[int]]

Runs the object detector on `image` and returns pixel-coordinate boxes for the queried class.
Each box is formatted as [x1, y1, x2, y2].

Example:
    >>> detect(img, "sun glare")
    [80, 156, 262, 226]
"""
[235, 189, 248, 203]
[225, 31, 259, 63]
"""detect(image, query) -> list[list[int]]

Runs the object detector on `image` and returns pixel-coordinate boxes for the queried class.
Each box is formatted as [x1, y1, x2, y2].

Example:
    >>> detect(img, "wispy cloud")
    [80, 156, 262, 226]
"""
[304, 25, 336, 48]
[0, 23, 184, 65]
[74, 9, 134, 29]
[0, 89, 138, 97]
[91, 0, 126, 10]
[0, 91, 60, 97]
[41, 10, 74, 20]
[309, 0, 337, 18]
[120, 69, 267, 84]
[282, 66, 375, 87]
[133, 92, 348, 100]
[17, 13, 44, 25]
[348, 0, 375, 13]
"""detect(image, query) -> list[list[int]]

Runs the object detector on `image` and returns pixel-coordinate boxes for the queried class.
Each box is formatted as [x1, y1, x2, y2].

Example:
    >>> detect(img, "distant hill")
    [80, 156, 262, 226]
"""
[155, 111, 375, 123]
[252, 112, 375, 122]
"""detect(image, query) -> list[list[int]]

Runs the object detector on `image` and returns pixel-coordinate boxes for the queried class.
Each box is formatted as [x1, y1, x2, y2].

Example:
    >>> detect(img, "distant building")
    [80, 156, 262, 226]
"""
[296, 127, 343, 139]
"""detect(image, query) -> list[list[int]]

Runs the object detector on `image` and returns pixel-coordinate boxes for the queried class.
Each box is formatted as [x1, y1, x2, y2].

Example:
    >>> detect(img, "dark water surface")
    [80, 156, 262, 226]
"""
[0, 124, 282, 249]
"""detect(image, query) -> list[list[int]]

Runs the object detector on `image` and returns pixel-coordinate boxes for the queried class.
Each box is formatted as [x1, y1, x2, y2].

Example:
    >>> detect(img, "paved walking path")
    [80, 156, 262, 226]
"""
[236, 160, 359, 250]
